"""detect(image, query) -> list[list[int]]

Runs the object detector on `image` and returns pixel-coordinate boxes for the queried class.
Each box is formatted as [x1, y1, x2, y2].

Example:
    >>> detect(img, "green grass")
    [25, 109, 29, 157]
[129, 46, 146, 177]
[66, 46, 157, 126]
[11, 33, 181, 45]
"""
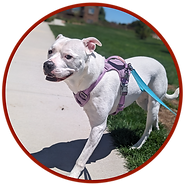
[49, 23, 177, 171]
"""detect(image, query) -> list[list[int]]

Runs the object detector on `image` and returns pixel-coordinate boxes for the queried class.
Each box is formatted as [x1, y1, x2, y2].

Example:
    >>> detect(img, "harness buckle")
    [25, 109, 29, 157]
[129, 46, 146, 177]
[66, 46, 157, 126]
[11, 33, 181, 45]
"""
[128, 63, 134, 71]
[120, 83, 128, 95]
[79, 91, 88, 100]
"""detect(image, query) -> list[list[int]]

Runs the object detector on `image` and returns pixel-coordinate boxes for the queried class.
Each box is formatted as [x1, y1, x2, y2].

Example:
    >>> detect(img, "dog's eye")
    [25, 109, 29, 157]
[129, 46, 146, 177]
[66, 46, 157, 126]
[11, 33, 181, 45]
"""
[65, 55, 72, 60]
[48, 50, 52, 55]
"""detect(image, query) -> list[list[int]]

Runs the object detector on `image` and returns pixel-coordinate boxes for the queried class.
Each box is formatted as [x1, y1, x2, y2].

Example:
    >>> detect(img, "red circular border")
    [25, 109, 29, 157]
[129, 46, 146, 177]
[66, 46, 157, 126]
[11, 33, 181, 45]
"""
[0, 0, 185, 184]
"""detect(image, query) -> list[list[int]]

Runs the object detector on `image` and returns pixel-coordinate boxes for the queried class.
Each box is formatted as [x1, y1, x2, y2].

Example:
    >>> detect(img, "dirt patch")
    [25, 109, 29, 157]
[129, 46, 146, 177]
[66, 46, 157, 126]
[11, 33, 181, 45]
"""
[158, 86, 179, 132]
[158, 106, 177, 131]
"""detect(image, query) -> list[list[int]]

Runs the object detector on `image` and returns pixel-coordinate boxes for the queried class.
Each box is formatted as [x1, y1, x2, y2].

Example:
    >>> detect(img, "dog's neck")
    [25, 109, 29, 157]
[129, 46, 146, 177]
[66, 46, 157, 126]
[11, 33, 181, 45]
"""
[65, 52, 105, 93]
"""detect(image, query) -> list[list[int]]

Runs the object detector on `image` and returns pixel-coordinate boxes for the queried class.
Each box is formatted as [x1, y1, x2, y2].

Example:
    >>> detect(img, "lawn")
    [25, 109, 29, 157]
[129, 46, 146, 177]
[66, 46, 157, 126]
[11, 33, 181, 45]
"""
[49, 23, 179, 172]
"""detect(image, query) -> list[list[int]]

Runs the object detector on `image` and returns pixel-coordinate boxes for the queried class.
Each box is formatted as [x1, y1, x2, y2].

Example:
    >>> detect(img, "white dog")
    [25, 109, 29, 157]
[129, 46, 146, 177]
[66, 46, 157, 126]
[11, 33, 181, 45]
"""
[43, 34, 179, 178]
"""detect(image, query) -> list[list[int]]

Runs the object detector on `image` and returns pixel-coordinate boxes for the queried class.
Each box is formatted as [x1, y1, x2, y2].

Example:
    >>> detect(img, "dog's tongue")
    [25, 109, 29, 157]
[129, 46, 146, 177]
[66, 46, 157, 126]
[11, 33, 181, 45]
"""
[46, 76, 58, 82]
[45, 76, 65, 82]
[45, 72, 73, 82]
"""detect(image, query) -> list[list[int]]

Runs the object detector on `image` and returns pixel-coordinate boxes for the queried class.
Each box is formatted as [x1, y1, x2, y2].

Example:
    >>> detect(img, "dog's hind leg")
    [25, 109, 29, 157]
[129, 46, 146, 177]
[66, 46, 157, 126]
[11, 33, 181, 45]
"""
[136, 92, 160, 130]
[136, 92, 148, 111]
[131, 97, 160, 149]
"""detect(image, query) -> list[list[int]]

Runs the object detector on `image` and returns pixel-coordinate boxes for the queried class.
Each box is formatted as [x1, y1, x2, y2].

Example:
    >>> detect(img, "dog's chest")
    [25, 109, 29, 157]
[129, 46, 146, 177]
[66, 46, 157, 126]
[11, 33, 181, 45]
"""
[74, 56, 131, 115]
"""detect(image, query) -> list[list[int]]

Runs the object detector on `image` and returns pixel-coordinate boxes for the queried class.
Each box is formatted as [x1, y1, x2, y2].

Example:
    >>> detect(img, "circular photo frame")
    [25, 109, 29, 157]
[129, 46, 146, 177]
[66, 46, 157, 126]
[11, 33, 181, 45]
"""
[0, 0, 185, 184]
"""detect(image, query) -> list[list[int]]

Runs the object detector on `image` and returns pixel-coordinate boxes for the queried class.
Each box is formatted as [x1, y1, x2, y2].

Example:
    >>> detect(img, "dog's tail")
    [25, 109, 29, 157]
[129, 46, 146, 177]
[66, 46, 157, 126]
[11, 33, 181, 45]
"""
[164, 88, 179, 100]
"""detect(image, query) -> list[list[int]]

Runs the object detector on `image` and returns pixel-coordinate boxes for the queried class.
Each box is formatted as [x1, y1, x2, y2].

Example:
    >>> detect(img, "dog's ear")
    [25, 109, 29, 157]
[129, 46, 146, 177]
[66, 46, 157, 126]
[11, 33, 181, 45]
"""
[82, 37, 102, 55]
[56, 34, 64, 40]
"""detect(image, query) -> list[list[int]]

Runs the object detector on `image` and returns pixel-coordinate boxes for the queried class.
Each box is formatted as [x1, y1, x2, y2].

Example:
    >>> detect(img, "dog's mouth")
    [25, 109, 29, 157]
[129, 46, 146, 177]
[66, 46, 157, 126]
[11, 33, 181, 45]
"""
[45, 73, 73, 82]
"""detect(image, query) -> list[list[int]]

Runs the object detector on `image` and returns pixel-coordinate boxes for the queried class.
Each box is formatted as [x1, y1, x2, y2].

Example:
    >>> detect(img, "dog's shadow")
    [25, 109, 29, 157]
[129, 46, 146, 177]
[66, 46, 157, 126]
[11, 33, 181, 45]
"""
[31, 133, 115, 179]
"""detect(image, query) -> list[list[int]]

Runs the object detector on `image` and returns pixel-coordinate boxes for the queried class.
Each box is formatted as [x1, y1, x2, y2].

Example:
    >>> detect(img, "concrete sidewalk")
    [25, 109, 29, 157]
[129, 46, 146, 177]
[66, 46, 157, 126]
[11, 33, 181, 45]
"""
[6, 22, 128, 180]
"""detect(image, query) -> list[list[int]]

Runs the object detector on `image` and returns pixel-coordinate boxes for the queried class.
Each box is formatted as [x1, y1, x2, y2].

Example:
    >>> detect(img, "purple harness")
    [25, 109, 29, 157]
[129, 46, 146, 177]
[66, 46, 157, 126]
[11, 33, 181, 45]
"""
[73, 56, 131, 115]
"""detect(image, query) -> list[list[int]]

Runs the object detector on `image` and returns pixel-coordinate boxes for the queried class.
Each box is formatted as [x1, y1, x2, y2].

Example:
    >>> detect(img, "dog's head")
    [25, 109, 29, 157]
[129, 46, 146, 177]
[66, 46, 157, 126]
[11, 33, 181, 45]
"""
[43, 34, 102, 82]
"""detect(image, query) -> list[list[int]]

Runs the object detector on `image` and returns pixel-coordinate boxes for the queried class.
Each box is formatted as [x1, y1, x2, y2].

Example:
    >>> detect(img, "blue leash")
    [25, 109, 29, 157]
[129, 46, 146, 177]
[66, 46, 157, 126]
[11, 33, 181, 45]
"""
[128, 64, 176, 116]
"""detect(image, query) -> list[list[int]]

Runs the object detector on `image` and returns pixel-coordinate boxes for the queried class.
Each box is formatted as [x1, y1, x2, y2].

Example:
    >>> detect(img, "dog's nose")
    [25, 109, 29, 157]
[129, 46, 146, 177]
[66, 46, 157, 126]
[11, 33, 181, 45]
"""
[43, 61, 55, 73]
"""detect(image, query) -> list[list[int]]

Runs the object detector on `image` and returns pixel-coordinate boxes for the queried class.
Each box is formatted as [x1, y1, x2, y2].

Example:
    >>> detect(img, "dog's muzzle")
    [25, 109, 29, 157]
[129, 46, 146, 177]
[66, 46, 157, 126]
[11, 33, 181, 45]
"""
[43, 60, 58, 81]
[43, 60, 73, 82]
[43, 60, 55, 74]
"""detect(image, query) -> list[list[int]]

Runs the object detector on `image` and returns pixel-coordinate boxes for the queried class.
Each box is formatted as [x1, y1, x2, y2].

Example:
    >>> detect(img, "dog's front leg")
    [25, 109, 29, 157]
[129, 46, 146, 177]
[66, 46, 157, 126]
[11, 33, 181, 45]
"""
[69, 119, 107, 179]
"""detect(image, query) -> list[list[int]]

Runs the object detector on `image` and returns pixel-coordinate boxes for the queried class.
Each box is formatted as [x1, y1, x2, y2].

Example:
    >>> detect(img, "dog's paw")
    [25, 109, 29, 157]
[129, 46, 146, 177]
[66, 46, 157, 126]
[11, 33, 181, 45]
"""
[130, 146, 136, 150]
[69, 173, 78, 179]
[130, 143, 142, 150]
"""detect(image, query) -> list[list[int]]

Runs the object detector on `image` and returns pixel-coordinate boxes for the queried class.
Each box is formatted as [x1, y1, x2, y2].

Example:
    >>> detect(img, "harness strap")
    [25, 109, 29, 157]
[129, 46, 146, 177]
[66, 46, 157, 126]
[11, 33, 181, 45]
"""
[73, 56, 130, 115]
[105, 56, 130, 114]
[73, 69, 107, 107]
